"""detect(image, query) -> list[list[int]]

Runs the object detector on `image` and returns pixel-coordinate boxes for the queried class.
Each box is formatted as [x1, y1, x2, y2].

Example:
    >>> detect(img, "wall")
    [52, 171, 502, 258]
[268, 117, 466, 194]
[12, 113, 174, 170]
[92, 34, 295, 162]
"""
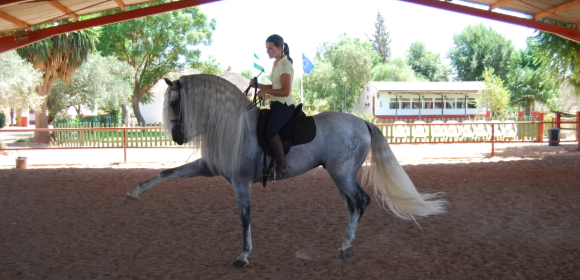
[139, 90, 164, 123]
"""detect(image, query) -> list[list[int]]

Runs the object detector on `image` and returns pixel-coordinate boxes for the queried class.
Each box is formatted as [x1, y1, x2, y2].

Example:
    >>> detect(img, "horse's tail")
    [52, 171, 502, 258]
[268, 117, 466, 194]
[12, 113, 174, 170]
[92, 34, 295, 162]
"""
[363, 121, 447, 220]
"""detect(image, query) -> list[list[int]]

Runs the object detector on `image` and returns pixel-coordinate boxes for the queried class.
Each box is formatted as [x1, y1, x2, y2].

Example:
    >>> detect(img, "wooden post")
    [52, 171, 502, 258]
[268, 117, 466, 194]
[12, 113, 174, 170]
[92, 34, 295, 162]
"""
[538, 112, 544, 142]
[518, 111, 523, 118]
[555, 113, 561, 129]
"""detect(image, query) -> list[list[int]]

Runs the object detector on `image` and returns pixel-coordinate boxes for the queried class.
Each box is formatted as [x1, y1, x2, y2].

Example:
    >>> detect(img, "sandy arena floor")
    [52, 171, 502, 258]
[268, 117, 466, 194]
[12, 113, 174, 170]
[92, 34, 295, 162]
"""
[1, 154, 580, 279]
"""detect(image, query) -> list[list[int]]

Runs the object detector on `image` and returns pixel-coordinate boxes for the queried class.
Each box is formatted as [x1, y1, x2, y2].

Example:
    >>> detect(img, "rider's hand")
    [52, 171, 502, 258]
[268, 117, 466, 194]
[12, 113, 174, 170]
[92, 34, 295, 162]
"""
[249, 79, 257, 88]
[258, 90, 266, 98]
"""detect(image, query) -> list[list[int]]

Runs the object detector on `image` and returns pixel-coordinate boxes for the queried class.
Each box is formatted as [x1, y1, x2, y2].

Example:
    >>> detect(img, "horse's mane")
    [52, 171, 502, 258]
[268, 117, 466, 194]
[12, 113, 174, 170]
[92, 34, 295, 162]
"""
[162, 74, 254, 177]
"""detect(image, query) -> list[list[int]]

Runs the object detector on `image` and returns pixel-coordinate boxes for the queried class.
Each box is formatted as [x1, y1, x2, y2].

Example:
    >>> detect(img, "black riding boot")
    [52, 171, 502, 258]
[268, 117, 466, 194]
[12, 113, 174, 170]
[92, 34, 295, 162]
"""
[268, 134, 286, 180]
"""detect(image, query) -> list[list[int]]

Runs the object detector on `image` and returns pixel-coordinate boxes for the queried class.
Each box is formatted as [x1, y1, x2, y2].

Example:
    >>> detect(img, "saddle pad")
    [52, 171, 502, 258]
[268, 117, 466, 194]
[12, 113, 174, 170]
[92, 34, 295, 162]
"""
[256, 103, 316, 157]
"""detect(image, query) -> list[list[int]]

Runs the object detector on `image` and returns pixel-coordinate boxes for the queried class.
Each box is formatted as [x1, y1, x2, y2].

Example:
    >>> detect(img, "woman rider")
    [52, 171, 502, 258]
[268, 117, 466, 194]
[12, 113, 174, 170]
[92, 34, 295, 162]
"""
[249, 34, 295, 180]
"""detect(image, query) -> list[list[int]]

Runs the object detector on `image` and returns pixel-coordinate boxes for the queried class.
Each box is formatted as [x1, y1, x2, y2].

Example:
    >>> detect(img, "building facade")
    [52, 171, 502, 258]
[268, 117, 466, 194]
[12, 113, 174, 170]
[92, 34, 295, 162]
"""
[354, 81, 487, 120]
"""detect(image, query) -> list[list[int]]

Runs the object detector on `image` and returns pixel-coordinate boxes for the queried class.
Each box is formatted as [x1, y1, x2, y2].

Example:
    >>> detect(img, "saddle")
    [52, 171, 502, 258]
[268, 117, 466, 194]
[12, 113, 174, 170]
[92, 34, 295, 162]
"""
[256, 103, 316, 158]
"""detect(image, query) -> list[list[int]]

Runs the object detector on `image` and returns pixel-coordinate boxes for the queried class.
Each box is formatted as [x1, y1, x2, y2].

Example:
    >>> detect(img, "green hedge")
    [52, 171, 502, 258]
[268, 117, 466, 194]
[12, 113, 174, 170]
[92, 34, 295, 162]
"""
[53, 114, 116, 125]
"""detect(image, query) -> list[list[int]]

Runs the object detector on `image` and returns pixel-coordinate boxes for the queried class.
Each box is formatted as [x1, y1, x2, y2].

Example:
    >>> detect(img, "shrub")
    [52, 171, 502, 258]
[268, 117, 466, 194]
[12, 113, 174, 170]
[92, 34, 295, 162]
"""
[0, 112, 5, 128]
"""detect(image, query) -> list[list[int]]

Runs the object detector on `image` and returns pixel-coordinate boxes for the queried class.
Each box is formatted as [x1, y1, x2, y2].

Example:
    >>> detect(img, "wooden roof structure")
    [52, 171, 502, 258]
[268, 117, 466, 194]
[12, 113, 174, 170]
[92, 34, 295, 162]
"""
[1, 0, 580, 54]
[0, 0, 216, 53]
[400, 0, 580, 42]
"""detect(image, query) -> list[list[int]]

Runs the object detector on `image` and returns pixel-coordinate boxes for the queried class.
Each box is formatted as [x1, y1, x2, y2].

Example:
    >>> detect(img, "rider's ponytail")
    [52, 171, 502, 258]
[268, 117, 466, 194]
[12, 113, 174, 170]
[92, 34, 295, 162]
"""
[266, 34, 293, 64]
[283, 43, 293, 64]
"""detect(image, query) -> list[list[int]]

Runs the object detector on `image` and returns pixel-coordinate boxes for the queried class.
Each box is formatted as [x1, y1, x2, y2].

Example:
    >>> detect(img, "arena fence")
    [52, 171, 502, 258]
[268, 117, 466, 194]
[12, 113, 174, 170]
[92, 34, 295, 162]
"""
[51, 122, 178, 147]
[1, 114, 579, 162]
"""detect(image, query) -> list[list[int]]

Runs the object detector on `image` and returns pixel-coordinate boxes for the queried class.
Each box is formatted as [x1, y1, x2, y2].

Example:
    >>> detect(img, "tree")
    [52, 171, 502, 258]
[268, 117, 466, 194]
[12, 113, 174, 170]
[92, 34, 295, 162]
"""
[97, 2, 216, 124]
[448, 24, 515, 81]
[240, 69, 253, 80]
[369, 11, 391, 63]
[312, 35, 377, 112]
[507, 45, 561, 115]
[371, 57, 427, 82]
[529, 19, 580, 95]
[48, 53, 135, 119]
[17, 29, 98, 142]
[296, 60, 337, 112]
[477, 68, 510, 117]
[0, 51, 43, 114]
[406, 41, 451, 81]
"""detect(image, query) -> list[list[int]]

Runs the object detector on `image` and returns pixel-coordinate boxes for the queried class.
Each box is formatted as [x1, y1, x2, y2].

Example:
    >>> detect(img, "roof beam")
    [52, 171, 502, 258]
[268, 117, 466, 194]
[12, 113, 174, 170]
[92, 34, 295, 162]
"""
[0, 1, 32, 8]
[0, 10, 30, 28]
[399, 0, 580, 43]
[113, 0, 127, 12]
[489, 0, 516, 11]
[47, 0, 79, 21]
[533, 0, 580, 20]
[0, 0, 219, 53]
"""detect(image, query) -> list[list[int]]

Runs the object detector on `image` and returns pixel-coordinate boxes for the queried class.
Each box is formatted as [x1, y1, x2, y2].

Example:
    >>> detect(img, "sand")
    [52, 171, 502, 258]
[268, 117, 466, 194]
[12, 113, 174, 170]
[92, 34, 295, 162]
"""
[1, 154, 580, 279]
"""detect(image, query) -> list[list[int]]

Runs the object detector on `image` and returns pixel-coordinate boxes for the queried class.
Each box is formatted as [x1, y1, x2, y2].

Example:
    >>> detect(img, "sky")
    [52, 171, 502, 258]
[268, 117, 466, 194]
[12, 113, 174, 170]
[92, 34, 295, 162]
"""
[195, 0, 537, 75]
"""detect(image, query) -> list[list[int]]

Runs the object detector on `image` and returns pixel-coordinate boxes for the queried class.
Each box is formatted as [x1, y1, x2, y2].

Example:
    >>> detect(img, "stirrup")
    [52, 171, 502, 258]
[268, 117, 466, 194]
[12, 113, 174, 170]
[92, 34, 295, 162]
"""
[268, 166, 287, 182]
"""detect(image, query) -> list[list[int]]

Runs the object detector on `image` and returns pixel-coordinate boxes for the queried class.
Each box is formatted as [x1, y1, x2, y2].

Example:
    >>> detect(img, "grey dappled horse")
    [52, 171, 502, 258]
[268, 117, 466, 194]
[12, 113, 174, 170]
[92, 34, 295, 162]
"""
[123, 74, 446, 267]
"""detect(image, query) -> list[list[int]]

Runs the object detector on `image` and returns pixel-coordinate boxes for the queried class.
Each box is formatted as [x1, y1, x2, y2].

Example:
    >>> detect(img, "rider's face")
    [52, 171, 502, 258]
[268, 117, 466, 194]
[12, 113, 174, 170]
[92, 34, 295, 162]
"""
[266, 42, 282, 59]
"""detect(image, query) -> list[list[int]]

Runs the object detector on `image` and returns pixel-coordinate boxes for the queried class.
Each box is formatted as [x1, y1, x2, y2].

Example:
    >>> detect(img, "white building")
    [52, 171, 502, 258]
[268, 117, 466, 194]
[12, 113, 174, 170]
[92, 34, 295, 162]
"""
[355, 81, 487, 120]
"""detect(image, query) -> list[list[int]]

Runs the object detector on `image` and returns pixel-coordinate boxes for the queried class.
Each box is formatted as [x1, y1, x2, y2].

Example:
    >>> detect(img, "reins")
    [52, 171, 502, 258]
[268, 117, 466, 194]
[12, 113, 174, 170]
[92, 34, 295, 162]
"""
[245, 70, 264, 110]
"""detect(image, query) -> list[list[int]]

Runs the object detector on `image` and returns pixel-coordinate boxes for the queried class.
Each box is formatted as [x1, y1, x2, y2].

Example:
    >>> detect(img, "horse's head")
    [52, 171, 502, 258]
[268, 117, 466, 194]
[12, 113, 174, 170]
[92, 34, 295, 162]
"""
[163, 77, 185, 145]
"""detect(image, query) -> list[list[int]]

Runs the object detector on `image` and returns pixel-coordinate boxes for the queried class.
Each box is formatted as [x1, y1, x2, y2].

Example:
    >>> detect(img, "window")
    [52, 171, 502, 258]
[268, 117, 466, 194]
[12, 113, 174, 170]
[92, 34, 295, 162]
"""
[367, 95, 369, 100]
[412, 98, 421, 109]
[389, 98, 398, 109]
[456, 99, 465, 109]
[401, 98, 411, 109]
[434, 98, 443, 109]
[423, 98, 433, 109]
[445, 99, 454, 109]
[467, 98, 477, 108]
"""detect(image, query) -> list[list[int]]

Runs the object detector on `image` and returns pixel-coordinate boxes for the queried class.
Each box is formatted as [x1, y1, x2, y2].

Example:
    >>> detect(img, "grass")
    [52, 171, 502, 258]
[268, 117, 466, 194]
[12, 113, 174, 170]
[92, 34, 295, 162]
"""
[15, 136, 33, 142]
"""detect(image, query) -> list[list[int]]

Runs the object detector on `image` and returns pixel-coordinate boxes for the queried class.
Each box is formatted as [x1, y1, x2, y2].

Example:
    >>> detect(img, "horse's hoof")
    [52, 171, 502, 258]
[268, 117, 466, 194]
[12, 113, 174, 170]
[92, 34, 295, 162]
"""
[121, 194, 139, 204]
[336, 246, 355, 259]
[232, 259, 248, 268]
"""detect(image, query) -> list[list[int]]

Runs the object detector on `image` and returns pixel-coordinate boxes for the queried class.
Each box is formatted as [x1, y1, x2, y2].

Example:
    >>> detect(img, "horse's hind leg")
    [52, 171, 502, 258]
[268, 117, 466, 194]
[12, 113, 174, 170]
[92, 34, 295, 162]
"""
[330, 173, 371, 259]
[123, 158, 213, 203]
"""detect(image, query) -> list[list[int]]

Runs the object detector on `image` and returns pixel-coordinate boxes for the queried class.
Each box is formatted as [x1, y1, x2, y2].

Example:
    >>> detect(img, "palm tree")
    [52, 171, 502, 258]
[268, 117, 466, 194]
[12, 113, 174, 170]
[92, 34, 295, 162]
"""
[508, 67, 559, 115]
[17, 29, 98, 143]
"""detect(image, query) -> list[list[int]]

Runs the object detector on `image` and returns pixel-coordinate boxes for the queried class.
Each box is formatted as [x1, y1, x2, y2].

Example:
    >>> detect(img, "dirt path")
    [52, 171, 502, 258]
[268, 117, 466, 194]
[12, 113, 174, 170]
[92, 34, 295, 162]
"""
[1, 155, 579, 279]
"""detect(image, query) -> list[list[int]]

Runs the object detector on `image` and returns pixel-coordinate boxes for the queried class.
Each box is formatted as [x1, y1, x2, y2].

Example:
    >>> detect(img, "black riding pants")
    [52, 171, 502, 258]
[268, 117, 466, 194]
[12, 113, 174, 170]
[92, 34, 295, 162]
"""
[266, 101, 295, 140]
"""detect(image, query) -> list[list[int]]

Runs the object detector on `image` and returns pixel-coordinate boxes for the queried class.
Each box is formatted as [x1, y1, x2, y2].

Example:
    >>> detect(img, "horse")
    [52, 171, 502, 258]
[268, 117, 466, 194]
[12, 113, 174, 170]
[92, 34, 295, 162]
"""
[122, 74, 446, 267]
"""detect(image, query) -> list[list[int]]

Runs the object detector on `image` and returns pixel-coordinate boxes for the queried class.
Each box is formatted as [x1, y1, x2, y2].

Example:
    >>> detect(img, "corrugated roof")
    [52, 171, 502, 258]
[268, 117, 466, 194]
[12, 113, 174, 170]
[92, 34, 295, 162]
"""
[369, 81, 485, 93]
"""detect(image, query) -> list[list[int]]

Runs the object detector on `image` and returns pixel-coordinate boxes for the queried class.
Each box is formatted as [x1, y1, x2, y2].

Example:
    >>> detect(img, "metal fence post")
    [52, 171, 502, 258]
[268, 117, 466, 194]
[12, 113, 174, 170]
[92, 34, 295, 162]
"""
[538, 112, 544, 142]
[491, 123, 495, 157]
[123, 128, 128, 163]
[577, 111, 580, 151]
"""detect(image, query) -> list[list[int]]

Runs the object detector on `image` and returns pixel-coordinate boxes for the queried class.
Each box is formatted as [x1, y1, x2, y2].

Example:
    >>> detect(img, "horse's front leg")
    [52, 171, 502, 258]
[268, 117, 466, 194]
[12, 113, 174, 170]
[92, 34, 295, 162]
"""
[231, 178, 252, 267]
[122, 158, 213, 203]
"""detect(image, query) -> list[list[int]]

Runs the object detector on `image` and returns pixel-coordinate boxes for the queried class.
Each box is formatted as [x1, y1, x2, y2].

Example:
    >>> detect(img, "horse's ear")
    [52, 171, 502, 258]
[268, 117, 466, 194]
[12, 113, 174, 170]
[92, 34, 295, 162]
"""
[163, 77, 174, 87]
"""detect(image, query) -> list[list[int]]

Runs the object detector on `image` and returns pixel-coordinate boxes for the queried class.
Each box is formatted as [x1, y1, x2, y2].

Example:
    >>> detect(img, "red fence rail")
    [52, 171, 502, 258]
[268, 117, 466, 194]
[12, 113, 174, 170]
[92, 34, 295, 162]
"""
[1, 119, 579, 163]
